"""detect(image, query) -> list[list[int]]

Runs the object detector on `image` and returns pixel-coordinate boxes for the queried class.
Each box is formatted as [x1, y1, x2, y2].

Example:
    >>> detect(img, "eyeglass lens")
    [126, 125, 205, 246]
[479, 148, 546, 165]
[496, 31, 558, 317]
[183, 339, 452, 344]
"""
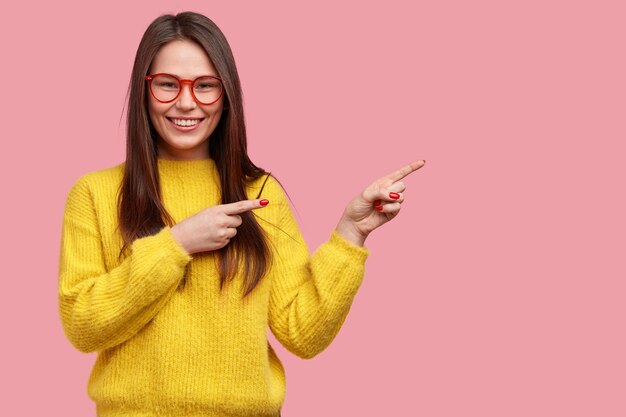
[150, 74, 222, 104]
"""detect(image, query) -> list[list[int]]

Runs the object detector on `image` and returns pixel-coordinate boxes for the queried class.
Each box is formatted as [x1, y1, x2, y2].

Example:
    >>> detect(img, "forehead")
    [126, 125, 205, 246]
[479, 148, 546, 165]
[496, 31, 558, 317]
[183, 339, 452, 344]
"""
[149, 39, 218, 78]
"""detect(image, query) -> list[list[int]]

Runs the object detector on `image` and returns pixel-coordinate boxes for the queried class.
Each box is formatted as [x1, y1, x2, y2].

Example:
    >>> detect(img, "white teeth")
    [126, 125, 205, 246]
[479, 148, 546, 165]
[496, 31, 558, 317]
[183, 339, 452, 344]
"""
[171, 118, 201, 126]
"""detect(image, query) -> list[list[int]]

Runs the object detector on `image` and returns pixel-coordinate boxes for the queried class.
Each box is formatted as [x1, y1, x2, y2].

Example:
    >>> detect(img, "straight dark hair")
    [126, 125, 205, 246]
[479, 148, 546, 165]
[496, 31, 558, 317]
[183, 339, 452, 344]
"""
[117, 11, 271, 297]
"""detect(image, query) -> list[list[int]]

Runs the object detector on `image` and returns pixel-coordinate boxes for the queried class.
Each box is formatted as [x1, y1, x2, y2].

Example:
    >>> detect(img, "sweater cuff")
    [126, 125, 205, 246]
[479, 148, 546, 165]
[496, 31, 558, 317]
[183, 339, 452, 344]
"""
[132, 226, 193, 272]
[329, 229, 370, 262]
[159, 226, 193, 263]
[308, 230, 370, 309]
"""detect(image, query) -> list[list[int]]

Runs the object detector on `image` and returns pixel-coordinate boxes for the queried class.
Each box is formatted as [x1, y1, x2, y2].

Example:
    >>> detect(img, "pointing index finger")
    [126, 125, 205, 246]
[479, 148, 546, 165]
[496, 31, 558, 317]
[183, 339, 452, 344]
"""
[385, 160, 426, 182]
[222, 199, 269, 215]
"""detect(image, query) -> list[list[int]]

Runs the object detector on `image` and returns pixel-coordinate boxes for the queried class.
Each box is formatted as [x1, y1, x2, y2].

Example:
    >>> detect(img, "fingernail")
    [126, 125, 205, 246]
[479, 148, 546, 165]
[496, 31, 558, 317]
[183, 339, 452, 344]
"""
[389, 192, 400, 199]
[374, 200, 382, 207]
[376, 205, 383, 212]
[260, 199, 269, 206]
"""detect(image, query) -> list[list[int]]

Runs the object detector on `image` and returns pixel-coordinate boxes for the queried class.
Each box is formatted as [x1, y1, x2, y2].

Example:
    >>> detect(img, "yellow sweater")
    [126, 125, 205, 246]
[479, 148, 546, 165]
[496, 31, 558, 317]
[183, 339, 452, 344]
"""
[58, 158, 369, 417]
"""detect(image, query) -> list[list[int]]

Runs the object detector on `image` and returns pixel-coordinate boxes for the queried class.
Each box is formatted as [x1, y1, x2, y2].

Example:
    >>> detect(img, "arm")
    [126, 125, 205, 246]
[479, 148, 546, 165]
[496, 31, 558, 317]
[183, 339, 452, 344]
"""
[267, 182, 369, 359]
[266, 160, 426, 359]
[57, 176, 192, 353]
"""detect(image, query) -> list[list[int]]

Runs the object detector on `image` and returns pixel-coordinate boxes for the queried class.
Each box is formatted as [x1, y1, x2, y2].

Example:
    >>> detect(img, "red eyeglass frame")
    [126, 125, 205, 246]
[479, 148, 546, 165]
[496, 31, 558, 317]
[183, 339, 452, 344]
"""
[144, 73, 224, 105]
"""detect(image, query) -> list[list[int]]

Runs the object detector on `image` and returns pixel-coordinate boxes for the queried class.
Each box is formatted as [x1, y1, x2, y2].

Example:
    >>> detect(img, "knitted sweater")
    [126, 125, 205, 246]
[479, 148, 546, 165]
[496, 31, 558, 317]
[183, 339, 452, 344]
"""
[58, 158, 369, 417]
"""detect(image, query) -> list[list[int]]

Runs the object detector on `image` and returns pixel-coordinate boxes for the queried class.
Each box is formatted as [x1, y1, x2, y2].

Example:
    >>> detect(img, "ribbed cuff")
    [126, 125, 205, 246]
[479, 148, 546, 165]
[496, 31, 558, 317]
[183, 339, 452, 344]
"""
[328, 229, 370, 262]
[157, 226, 193, 263]
[308, 230, 370, 305]
[130, 227, 193, 277]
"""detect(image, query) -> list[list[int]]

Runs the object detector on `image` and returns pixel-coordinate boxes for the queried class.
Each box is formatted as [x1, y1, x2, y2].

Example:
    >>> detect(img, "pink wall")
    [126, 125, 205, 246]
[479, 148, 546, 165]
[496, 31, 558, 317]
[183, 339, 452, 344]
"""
[2, 0, 625, 415]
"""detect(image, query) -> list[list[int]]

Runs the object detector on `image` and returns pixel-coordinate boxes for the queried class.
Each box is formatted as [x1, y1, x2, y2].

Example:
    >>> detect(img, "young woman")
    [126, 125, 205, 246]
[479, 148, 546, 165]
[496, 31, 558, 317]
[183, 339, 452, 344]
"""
[58, 11, 425, 417]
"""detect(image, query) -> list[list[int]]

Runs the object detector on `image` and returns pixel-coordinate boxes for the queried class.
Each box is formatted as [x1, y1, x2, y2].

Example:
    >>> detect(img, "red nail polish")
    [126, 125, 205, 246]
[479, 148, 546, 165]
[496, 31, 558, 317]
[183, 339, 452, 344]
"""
[374, 200, 381, 206]
[260, 199, 269, 206]
[389, 192, 400, 199]
[376, 205, 383, 212]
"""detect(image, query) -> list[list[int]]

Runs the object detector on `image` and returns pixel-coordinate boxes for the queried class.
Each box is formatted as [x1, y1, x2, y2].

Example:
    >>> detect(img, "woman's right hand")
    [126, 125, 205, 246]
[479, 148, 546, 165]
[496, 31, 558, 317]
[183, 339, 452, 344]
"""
[170, 199, 269, 254]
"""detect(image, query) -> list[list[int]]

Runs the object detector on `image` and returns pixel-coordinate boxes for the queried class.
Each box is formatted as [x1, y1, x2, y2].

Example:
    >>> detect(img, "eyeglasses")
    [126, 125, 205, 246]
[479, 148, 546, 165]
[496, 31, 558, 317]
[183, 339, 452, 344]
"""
[145, 73, 224, 105]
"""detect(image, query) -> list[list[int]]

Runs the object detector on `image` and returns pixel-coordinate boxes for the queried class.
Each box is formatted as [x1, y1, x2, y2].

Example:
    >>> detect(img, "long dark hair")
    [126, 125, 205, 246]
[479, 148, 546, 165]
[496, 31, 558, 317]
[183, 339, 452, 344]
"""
[117, 11, 271, 297]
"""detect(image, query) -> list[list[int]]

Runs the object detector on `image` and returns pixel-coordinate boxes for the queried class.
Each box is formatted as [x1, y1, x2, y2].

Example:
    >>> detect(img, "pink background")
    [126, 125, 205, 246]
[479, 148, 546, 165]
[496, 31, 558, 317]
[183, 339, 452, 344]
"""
[1, 0, 624, 415]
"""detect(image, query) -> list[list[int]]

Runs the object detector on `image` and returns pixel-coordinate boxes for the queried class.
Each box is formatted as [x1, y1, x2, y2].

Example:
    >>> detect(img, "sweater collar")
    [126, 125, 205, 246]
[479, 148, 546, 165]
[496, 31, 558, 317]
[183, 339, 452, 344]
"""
[156, 157, 217, 178]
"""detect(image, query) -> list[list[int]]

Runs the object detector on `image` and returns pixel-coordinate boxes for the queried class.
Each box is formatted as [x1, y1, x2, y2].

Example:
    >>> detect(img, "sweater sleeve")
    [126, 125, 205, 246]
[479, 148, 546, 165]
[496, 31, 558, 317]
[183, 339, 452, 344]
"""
[266, 181, 370, 359]
[57, 176, 192, 353]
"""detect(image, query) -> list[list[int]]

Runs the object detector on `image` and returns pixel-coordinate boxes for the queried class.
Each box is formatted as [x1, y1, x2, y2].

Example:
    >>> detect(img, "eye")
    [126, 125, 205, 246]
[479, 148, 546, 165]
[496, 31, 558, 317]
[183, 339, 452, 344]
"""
[196, 82, 217, 89]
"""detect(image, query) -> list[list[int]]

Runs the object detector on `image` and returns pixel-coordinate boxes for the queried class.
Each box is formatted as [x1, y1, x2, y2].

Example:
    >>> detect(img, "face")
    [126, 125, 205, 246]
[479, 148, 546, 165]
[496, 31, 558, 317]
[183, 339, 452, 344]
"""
[147, 39, 225, 160]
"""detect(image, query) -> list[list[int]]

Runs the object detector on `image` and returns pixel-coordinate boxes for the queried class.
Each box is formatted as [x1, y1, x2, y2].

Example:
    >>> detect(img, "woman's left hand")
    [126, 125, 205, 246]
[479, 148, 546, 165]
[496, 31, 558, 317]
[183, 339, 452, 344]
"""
[335, 160, 426, 246]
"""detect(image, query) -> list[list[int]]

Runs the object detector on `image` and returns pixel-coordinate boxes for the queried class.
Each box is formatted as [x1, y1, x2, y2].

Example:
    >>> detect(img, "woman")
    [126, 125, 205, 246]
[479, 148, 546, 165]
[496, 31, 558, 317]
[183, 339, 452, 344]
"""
[58, 11, 425, 417]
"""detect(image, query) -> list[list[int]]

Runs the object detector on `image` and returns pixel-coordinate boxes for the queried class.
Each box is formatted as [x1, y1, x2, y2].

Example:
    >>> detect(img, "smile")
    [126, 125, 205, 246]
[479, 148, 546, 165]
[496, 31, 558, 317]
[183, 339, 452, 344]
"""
[166, 117, 206, 131]
[167, 117, 205, 126]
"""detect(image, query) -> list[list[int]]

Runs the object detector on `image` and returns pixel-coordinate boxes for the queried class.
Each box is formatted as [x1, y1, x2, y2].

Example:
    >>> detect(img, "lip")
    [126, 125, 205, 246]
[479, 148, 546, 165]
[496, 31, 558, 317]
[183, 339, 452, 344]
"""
[166, 117, 205, 132]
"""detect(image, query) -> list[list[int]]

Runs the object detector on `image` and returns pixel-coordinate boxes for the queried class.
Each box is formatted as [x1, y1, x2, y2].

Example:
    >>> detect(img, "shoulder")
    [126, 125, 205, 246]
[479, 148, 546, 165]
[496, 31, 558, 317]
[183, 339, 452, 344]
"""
[79, 161, 125, 188]
[246, 172, 289, 206]
[65, 162, 125, 205]
[246, 173, 296, 232]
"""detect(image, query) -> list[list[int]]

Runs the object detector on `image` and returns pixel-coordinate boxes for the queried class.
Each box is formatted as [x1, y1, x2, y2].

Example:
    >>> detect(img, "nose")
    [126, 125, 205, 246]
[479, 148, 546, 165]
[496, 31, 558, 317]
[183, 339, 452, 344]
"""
[176, 81, 197, 110]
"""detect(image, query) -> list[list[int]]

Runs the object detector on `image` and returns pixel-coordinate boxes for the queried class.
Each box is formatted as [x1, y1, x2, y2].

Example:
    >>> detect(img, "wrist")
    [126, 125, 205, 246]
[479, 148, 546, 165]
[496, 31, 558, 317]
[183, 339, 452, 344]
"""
[170, 224, 192, 254]
[335, 218, 367, 247]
